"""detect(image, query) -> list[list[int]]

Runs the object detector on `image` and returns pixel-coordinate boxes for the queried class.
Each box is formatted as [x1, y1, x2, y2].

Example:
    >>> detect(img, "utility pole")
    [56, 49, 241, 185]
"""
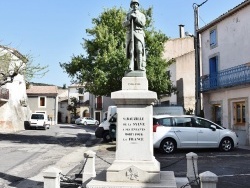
[193, 0, 207, 116]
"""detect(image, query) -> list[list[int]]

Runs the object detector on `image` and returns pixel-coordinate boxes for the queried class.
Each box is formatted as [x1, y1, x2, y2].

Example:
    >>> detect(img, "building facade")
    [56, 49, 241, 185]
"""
[26, 85, 58, 125]
[162, 27, 195, 112]
[0, 45, 31, 132]
[199, 0, 250, 145]
[67, 84, 115, 124]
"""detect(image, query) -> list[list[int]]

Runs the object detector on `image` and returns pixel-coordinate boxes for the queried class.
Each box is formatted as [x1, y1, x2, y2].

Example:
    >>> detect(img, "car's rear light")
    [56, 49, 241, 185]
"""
[153, 124, 159, 132]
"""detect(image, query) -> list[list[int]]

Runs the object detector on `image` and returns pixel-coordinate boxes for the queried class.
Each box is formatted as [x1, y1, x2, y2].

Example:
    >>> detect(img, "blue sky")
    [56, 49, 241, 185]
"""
[0, 0, 245, 87]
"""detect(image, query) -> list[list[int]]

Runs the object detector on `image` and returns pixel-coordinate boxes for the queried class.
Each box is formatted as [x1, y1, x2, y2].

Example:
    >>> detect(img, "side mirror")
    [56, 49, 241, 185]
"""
[210, 125, 216, 131]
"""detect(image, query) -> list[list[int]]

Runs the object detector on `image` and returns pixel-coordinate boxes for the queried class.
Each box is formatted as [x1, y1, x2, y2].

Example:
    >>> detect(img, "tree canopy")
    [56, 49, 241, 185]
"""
[60, 7, 176, 98]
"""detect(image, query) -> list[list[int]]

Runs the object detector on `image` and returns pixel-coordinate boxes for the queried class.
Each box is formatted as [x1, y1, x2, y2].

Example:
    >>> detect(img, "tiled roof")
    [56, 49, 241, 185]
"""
[26, 85, 58, 96]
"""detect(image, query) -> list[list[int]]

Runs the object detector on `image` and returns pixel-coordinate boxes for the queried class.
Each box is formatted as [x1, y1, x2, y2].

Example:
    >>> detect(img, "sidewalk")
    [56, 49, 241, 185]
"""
[65, 141, 191, 188]
[66, 142, 250, 188]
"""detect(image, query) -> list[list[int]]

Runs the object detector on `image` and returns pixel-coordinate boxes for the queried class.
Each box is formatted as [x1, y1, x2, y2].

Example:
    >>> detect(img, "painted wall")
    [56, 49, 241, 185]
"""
[162, 37, 195, 111]
[201, 6, 250, 75]
[0, 74, 31, 132]
[200, 4, 250, 145]
[28, 96, 58, 125]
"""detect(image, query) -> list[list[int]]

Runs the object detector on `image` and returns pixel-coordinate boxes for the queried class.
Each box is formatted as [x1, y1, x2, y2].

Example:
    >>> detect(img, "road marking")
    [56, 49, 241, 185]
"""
[218, 173, 250, 177]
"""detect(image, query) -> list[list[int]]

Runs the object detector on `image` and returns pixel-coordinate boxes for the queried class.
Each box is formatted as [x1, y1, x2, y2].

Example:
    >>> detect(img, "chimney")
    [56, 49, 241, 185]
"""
[179, 24, 185, 38]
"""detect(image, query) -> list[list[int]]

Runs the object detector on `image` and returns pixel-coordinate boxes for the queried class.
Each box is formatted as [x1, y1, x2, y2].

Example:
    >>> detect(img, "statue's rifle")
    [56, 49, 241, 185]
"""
[130, 15, 134, 70]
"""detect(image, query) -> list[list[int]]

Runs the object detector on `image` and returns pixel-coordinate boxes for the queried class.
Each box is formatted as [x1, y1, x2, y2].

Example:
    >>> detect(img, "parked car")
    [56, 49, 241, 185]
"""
[71, 115, 80, 124]
[75, 117, 99, 126]
[29, 113, 50, 130]
[153, 115, 238, 154]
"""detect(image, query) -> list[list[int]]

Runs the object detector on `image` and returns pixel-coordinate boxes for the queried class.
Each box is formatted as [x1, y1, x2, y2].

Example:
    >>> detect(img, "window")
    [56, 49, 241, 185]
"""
[195, 117, 222, 129]
[174, 117, 193, 127]
[153, 118, 173, 127]
[195, 117, 213, 128]
[210, 28, 217, 48]
[233, 101, 245, 125]
[39, 96, 46, 107]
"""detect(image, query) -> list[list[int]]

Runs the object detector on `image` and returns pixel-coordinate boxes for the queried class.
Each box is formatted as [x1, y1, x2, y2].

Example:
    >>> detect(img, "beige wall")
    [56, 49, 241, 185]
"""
[162, 37, 195, 112]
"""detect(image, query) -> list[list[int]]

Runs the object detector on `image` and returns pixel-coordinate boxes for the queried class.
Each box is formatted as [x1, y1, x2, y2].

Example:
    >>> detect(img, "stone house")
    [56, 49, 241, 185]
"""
[199, 0, 250, 145]
[161, 25, 195, 112]
[67, 84, 115, 124]
[26, 85, 58, 125]
[0, 45, 31, 132]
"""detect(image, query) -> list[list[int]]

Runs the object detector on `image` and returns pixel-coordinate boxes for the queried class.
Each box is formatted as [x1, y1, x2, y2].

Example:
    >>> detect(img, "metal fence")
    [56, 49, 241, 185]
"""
[201, 64, 250, 92]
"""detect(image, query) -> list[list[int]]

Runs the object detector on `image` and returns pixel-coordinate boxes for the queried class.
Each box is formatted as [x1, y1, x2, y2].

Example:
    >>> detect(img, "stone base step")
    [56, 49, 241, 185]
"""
[86, 171, 177, 188]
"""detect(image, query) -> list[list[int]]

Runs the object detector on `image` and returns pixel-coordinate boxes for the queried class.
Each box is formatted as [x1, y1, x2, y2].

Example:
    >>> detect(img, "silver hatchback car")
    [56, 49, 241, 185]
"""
[75, 117, 99, 125]
[153, 115, 239, 154]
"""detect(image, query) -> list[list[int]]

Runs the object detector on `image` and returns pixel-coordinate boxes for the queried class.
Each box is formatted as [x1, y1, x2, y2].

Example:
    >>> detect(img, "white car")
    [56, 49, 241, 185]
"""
[30, 113, 50, 130]
[153, 115, 238, 154]
[75, 117, 99, 126]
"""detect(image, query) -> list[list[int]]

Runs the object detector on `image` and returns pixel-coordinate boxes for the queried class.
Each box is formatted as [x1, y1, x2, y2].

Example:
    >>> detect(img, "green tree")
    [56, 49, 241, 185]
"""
[60, 7, 176, 98]
[67, 97, 78, 118]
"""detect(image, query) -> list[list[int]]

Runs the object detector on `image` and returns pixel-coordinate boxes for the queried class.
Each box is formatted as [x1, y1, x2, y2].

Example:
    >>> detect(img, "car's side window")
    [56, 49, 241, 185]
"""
[195, 118, 212, 128]
[162, 118, 173, 127]
[174, 117, 193, 127]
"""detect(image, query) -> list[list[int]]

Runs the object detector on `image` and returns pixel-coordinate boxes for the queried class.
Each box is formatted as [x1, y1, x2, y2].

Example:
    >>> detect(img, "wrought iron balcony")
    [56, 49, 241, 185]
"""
[201, 64, 250, 92]
[76, 100, 90, 107]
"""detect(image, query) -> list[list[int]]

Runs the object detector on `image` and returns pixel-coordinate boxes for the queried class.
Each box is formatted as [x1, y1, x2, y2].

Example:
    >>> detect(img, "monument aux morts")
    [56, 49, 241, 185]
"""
[87, 0, 177, 187]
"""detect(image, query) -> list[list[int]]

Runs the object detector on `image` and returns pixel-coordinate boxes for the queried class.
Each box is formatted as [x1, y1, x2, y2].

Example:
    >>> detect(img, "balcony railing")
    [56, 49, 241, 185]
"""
[201, 64, 250, 92]
[76, 100, 90, 107]
[0, 88, 9, 100]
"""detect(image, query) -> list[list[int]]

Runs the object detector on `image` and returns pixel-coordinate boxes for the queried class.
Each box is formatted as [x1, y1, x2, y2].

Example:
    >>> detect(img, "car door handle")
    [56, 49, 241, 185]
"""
[175, 130, 181, 132]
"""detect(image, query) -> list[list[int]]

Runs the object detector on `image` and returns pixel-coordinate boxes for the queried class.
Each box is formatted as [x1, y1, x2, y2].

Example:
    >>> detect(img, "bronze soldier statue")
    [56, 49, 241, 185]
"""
[123, 0, 146, 71]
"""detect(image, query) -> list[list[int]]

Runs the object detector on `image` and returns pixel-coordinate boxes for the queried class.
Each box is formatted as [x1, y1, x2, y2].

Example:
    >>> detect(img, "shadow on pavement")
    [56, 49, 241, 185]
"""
[0, 172, 43, 188]
[0, 132, 94, 147]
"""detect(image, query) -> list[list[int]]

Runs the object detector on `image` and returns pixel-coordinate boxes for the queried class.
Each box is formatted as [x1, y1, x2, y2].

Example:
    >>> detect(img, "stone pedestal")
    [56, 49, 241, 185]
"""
[106, 75, 160, 183]
[87, 73, 177, 188]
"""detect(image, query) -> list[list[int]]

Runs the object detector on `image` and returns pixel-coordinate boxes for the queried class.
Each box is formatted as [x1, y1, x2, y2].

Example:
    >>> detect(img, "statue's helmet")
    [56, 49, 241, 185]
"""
[130, 0, 139, 7]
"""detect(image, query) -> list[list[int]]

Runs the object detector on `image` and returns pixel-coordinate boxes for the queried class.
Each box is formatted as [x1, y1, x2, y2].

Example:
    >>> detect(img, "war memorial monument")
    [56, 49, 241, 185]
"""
[87, 0, 177, 187]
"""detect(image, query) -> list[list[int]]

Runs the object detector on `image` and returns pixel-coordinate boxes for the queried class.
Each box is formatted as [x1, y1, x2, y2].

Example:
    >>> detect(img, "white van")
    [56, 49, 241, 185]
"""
[95, 106, 117, 142]
[30, 113, 50, 130]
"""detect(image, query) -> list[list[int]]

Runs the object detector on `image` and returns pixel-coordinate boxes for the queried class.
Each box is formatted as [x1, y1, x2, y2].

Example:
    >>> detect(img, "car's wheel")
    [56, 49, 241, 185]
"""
[103, 131, 112, 143]
[160, 138, 176, 154]
[95, 121, 99, 126]
[220, 137, 233, 152]
[84, 121, 87, 126]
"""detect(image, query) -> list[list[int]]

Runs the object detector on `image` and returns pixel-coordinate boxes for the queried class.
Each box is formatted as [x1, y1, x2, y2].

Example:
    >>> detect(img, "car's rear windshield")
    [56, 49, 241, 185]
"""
[31, 114, 44, 119]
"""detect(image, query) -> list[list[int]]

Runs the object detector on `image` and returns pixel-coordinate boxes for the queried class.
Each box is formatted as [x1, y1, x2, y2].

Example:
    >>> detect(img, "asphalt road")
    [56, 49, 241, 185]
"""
[0, 123, 99, 188]
[1, 124, 250, 188]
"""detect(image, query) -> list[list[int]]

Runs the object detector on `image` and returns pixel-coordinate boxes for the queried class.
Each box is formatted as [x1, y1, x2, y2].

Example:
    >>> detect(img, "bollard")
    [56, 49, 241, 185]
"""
[43, 167, 61, 188]
[199, 171, 218, 188]
[186, 152, 198, 184]
[82, 150, 96, 187]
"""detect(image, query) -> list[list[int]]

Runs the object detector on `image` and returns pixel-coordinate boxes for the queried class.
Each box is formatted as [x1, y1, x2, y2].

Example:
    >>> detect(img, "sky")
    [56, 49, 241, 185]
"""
[0, 0, 245, 87]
